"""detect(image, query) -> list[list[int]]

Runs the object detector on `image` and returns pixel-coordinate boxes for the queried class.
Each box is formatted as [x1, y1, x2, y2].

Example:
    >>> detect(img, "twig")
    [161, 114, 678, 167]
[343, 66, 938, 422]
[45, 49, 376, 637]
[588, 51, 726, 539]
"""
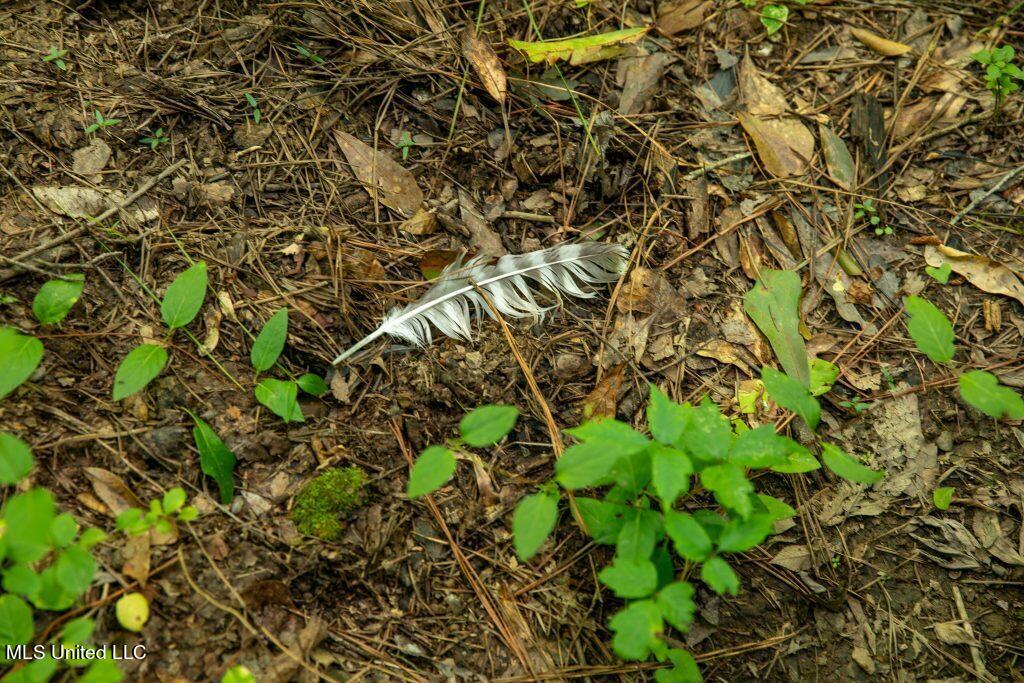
[952, 584, 991, 681]
[951, 163, 1024, 225]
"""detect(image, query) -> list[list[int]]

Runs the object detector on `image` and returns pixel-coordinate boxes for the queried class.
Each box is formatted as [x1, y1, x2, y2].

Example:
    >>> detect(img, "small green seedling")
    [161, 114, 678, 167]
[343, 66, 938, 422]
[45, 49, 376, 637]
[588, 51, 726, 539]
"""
[395, 130, 415, 161]
[295, 42, 325, 65]
[760, 4, 788, 35]
[854, 199, 893, 236]
[42, 46, 68, 70]
[839, 399, 870, 414]
[84, 109, 120, 134]
[115, 487, 198, 536]
[926, 263, 952, 284]
[140, 128, 169, 150]
[244, 93, 262, 124]
[973, 45, 1023, 111]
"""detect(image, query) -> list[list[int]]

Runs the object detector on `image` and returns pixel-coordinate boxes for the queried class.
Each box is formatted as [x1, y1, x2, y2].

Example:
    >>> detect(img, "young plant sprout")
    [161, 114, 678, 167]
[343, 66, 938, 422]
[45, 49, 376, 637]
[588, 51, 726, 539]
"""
[84, 109, 120, 134]
[42, 46, 68, 70]
[140, 128, 169, 150]
[244, 92, 262, 124]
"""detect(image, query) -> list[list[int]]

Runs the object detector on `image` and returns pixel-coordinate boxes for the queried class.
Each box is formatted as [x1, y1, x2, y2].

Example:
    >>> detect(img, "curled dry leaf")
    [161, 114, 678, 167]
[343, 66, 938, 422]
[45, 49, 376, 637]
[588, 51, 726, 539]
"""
[738, 113, 815, 178]
[924, 244, 1024, 306]
[461, 28, 507, 104]
[656, 0, 708, 36]
[850, 28, 912, 57]
[334, 130, 423, 217]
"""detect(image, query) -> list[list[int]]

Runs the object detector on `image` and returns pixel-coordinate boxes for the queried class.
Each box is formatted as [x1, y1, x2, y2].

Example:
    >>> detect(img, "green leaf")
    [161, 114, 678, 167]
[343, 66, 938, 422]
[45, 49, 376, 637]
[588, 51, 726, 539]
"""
[648, 385, 691, 444]
[4, 488, 57, 563]
[769, 445, 820, 474]
[0, 594, 34, 661]
[701, 464, 754, 518]
[221, 666, 257, 683]
[809, 358, 839, 396]
[33, 565, 75, 611]
[2, 565, 41, 599]
[0, 432, 34, 484]
[61, 616, 94, 645]
[250, 308, 288, 371]
[650, 445, 692, 506]
[615, 509, 661, 563]
[254, 378, 304, 423]
[599, 558, 659, 598]
[608, 600, 663, 661]
[112, 344, 168, 400]
[664, 511, 712, 562]
[459, 405, 519, 447]
[717, 514, 774, 552]
[904, 296, 955, 364]
[762, 366, 820, 430]
[926, 263, 951, 284]
[297, 373, 329, 396]
[682, 398, 732, 463]
[757, 494, 796, 521]
[508, 27, 647, 66]
[575, 498, 630, 544]
[821, 442, 883, 484]
[0, 327, 44, 401]
[700, 556, 739, 596]
[78, 527, 107, 550]
[744, 270, 809, 387]
[56, 544, 95, 595]
[567, 419, 650, 453]
[162, 487, 187, 514]
[77, 658, 124, 683]
[190, 415, 237, 504]
[655, 581, 696, 632]
[728, 424, 794, 468]
[655, 649, 703, 683]
[49, 513, 78, 548]
[160, 261, 207, 329]
[819, 125, 855, 191]
[32, 274, 84, 324]
[760, 4, 789, 35]
[555, 441, 626, 489]
[933, 486, 955, 511]
[513, 489, 559, 560]
[958, 370, 1024, 420]
[407, 446, 456, 498]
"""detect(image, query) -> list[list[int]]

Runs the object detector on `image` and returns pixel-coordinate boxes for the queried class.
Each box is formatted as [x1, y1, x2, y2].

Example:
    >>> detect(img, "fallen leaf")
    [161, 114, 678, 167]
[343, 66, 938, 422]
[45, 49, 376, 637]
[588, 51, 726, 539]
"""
[617, 51, 675, 115]
[696, 339, 752, 374]
[738, 55, 789, 116]
[744, 269, 810, 387]
[851, 28, 912, 57]
[582, 363, 625, 420]
[616, 267, 686, 319]
[83, 467, 144, 517]
[72, 138, 112, 176]
[656, 0, 708, 35]
[891, 93, 966, 139]
[508, 27, 647, 66]
[459, 189, 505, 257]
[738, 113, 815, 178]
[341, 247, 385, 280]
[334, 131, 423, 217]
[462, 28, 507, 104]
[819, 124, 855, 190]
[924, 244, 1024, 306]
[419, 249, 461, 280]
[399, 208, 437, 235]
[933, 622, 976, 646]
[122, 533, 151, 585]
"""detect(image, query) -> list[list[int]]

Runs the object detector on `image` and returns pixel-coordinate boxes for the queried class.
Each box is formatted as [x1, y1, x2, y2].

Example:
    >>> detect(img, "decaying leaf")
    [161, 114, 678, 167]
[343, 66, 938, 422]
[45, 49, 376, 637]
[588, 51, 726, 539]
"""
[924, 244, 1024, 306]
[738, 113, 815, 178]
[933, 622, 976, 646]
[508, 27, 647, 66]
[656, 0, 708, 36]
[582, 363, 625, 420]
[84, 467, 145, 517]
[738, 55, 789, 116]
[851, 28, 912, 57]
[400, 208, 438, 235]
[617, 51, 675, 115]
[462, 28, 507, 104]
[334, 131, 423, 217]
[819, 124, 855, 190]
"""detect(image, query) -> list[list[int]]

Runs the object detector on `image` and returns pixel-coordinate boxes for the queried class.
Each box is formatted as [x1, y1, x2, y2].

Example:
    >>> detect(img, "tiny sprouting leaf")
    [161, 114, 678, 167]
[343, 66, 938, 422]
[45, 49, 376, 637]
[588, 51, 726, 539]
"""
[250, 307, 288, 371]
[297, 373, 329, 396]
[0, 327, 44, 401]
[757, 494, 796, 521]
[599, 558, 658, 598]
[0, 432, 34, 485]
[513, 489, 559, 560]
[0, 594, 34, 658]
[222, 666, 257, 683]
[663, 511, 712, 562]
[575, 498, 630, 544]
[700, 556, 739, 596]
[701, 463, 754, 519]
[162, 487, 187, 514]
[904, 296, 955, 364]
[32, 274, 84, 324]
[567, 419, 650, 453]
[760, 4, 788, 35]
[647, 384, 690, 444]
[655, 581, 696, 632]
[655, 649, 702, 683]
[459, 405, 519, 447]
[190, 414, 237, 504]
[254, 378, 304, 423]
[407, 446, 456, 498]
[821, 442, 883, 484]
[650, 444, 692, 506]
[682, 397, 731, 463]
[55, 545, 95, 595]
[4, 488, 57, 563]
[727, 424, 793, 469]
[2, 565, 41, 600]
[933, 486, 955, 510]
[761, 366, 820, 430]
[958, 370, 1024, 420]
[716, 514, 774, 552]
[926, 263, 951, 284]
[615, 509, 661, 563]
[160, 261, 208, 329]
[608, 600, 663, 661]
[744, 269, 810, 387]
[245, 93, 258, 108]
[808, 358, 839, 396]
[554, 441, 625, 490]
[49, 513, 78, 548]
[112, 344, 168, 400]
[768, 445, 820, 474]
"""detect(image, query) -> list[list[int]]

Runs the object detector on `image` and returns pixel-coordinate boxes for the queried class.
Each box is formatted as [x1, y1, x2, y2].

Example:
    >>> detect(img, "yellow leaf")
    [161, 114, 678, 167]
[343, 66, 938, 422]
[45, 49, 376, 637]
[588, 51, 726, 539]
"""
[461, 28, 507, 104]
[508, 27, 647, 66]
[737, 113, 814, 178]
[851, 28, 912, 57]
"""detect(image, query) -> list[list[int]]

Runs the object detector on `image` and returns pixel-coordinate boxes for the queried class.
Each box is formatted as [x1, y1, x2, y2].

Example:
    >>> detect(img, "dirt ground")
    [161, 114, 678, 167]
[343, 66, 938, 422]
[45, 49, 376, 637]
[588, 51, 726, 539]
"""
[2, 0, 1023, 681]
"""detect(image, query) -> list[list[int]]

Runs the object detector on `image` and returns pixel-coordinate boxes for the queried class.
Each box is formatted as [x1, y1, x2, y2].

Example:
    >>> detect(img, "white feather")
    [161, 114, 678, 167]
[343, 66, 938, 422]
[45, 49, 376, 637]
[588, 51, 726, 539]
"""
[333, 242, 628, 364]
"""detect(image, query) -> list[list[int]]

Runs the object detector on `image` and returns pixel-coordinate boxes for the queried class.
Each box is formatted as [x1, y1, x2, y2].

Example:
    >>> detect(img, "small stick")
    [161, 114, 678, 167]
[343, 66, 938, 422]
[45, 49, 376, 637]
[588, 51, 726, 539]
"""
[952, 584, 990, 681]
[951, 163, 1024, 225]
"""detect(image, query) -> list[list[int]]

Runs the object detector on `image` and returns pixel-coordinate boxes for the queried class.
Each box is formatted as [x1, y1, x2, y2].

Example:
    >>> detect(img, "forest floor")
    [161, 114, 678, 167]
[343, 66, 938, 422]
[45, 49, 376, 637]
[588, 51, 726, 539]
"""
[1, 0, 1023, 681]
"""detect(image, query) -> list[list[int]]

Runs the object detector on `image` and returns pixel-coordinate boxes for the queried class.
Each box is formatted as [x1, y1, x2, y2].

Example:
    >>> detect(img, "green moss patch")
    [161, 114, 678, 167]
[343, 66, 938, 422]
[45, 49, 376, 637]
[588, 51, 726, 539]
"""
[290, 466, 368, 541]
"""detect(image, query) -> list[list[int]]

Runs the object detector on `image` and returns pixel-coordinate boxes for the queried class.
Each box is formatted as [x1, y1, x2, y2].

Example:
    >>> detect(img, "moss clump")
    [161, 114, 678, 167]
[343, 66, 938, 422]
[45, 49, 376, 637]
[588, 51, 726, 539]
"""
[290, 466, 368, 541]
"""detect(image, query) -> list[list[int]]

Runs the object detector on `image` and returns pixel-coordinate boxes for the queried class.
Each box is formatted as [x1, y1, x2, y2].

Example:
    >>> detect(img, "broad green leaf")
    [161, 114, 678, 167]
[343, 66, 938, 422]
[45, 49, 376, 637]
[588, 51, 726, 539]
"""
[575, 498, 630, 544]
[933, 486, 955, 510]
[655, 649, 702, 683]
[958, 370, 1024, 420]
[508, 27, 647, 66]
[599, 558, 658, 598]
[513, 489, 559, 560]
[762, 366, 820, 430]
[56, 544, 95, 595]
[61, 616, 94, 645]
[904, 296, 954, 364]
[608, 600, 662, 661]
[250, 308, 288, 371]
[610, 447, 653, 495]
[717, 514, 774, 552]
[568, 419, 650, 453]
[33, 565, 75, 610]
[254, 378, 304, 423]
[0, 433, 34, 485]
[2, 565, 41, 599]
[162, 487, 186, 514]
[0, 327, 44, 400]
[655, 581, 696, 632]
[32, 274, 84, 324]
[407, 446, 456, 498]
[297, 373, 328, 396]
[3, 656, 58, 683]
[459, 405, 519, 447]
[769, 445, 820, 474]
[760, 3, 789, 35]
[664, 511, 712, 562]
[728, 424, 793, 468]
[160, 261, 207, 329]
[692, 510, 727, 544]
[701, 464, 754, 518]
[49, 513, 77, 548]
[78, 528, 107, 550]
[78, 658, 124, 683]
[681, 398, 731, 463]
[190, 414, 237, 504]
[809, 358, 839, 397]
[555, 441, 625, 489]
[4, 488, 57, 563]
[650, 444, 692, 506]
[744, 270, 809, 387]
[652, 544, 676, 590]
[700, 556, 739, 596]
[0, 594, 34, 660]
[757, 494, 796, 521]
[648, 385, 691, 444]
[926, 263, 951, 284]
[615, 509, 661, 563]
[112, 344, 167, 400]
[821, 443, 883, 484]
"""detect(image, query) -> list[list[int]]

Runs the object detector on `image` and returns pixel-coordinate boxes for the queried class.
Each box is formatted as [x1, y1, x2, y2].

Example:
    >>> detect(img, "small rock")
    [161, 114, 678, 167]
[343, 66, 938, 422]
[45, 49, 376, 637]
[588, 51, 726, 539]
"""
[936, 430, 954, 452]
[851, 645, 875, 674]
[554, 353, 584, 376]
[233, 121, 272, 148]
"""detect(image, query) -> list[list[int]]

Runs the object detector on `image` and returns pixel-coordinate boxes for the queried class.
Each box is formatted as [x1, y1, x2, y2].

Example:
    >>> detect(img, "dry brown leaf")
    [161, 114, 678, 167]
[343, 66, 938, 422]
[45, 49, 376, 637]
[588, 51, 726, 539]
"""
[83, 467, 144, 517]
[334, 131, 423, 217]
[72, 138, 111, 176]
[582, 363, 625, 421]
[738, 55, 789, 116]
[341, 247, 385, 280]
[933, 622, 976, 646]
[924, 244, 1024, 306]
[656, 0, 708, 35]
[890, 93, 966, 139]
[851, 28, 912, 57]
[461, 28, 507, 104]
[616, 267, 686, 319]
[738, 113, 814, 178]
[696, 339, 752, 374]
[399, 207, 437, 235]
[617, 51, 675, 115]
[122, 532, 151, 585]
